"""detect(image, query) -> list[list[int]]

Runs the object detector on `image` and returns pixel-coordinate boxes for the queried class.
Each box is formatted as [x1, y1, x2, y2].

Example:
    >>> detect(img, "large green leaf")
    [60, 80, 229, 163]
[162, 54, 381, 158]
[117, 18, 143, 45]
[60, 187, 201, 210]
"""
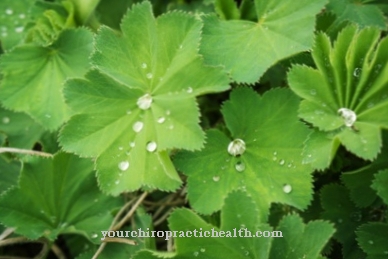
[288, 25, 388, 169]
[0, 152, 121, 242]
[357, 223, 388, 259]
[0, 0, 35, 51]
[327, 0, 386, 30]
[59, 2, 229, 195]
[199, 0, 327, 83]
[134, 191, 334, 259]
[0, 28, 93, 130]
[371, 169, 388, 206]
[174, 88, 312, 220]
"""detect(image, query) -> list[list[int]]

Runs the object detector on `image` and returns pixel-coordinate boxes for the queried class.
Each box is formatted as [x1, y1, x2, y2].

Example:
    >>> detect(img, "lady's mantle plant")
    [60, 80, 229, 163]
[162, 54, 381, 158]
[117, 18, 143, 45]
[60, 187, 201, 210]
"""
[0, 0, 387, 258]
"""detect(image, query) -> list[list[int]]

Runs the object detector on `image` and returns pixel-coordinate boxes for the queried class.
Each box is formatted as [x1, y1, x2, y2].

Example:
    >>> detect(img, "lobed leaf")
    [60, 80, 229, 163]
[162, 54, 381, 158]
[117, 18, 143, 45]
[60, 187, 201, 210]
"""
[0, 152, 121, 242]
[371, 169, 388, 206]
[199, 0, 327, 83]
[0, 28, 93, 130]
[60, 2, 229, 195]
[288, 25, 388, 168]
[174, 87, 312, 220]
[357, 223, 388, 259]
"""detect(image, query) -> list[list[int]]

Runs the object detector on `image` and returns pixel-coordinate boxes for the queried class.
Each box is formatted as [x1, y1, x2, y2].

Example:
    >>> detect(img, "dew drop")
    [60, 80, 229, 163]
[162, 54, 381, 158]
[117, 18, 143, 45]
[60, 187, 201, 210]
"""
[200, 248, 205, 252]
[15, 26, 24, 33]
[19, 13, 26, 19]
[118, 146, 123, 151]
[146, 73, 153, 79]
[126, 110, 132, 115]
[168, 125, 174, 130]
[137, 94, 152, 110]
[338, 108, 357, 127]
[283, 184, 292, 194]
[5, 8, 13, 15]
[227, 139, 246, 156]
[166, 110, 171, 115]
[368, 240, 373, 245]
[179, 44, 183, 49]
[353, 67, 361, 77]
[115, 180, 120, 185]
[129, 142, 135, 148]
[157, 117, 165, 123]
[141, 63, 147, 69]
[213, 176, 220, 182]
[118, 161, 129, 171]
[310, 89, 317, 95]
[235, 161, 245, 172]
[132, 121, 144, 132]
[193, 251, 199, 257]
[2, 117, 10, 124]
[146, 141, 157, 152]
[1, 32, 8, 37]
[92, 233, 98, 238]
[279, 159, 285, 166]
[245, 251, 249, 256]
[187, 87, 193, 93]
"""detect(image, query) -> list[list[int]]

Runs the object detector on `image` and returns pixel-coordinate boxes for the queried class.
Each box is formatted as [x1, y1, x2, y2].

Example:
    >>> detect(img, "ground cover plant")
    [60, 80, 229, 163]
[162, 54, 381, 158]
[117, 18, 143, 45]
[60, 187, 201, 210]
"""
[0, 0, 387, 258]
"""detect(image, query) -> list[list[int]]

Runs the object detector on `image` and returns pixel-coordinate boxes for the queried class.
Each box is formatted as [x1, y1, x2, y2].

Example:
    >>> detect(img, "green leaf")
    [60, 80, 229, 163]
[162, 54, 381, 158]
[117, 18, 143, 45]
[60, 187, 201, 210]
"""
[0, 0, 35, 51]
[0, 107, 45, 149]
[214, 0, 240, 20]
[134, 191, 334, 259]
[60, 2, 229, 195]
[327, 0, 386, 30]
[0, 28, 93, 130]
[199, 0, 327, 83]
[174, 88, 312, 220]
[371, 169, 388, 206]
[357, 223, 388, 259]
[320, 184, 367, 257]
[288, 25, 388, 168]
[0, 152, 121, 242]
[0, 155, 20, 194]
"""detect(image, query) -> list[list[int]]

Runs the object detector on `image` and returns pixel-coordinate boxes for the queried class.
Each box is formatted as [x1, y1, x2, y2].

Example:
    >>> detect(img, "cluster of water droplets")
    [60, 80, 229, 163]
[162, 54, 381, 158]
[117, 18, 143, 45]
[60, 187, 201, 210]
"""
[338, 108, 357, 127]
[1, 8, 27, 38]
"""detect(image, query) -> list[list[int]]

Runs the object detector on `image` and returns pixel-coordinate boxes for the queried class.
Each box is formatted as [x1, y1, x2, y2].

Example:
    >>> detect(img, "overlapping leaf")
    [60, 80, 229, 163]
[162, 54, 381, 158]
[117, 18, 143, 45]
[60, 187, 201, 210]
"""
[0, 28, 93, 130]
[199, 0, 327, 83]
[357, 223, 388, 259]
[327, 0, 386, 30]
[371, 169, 388, 206]
[134, 191, 334, 259]
[0, 156, 20, 194]
[59, 2, 229, 195]
[289, 25, 388, 169]
[174, 88, 312, 220]
[0, 0, 35, 51]
[0, 152, 121, 242]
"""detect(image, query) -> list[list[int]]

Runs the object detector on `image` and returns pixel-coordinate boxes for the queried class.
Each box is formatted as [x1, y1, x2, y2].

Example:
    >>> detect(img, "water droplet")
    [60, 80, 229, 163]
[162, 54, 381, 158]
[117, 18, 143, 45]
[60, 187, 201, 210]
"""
[2, 117, 10, 124]
[132, 121, 144, 132]
[187, 87, 193, 93]
[137, 94, 152, 110]
[92, 233, 98, 238]
[237, 214, 241, 218]
[115, 180, 120, 185]
[200, 248, 205, 252]
[5, 8, 13, 15]
[245, 251, 249, 256]
[15, 26, 24, 33]
[19, 13, 26, 19]
[118, 146, 123, 151]
[179, 44, 183, 49]
[193, 251, 199, 257]
[368, 240, 373, 245]
[166, 110, 171, 115]
[118, 161, 129, 171]
[146, 73, 153, 79]
[338, 108, 357, 127]
[126, 110, 132, 114]
[353, 67, 361, 77]
[213, 176, 220, 182]
[146, 141, 157, 152]
[141, 63, 147, 69]
[1, 32, 8, 37]
[279, 159, 285, 165]
[157, 117, 165, 123]
[168, 125, 174, 130]
[235, 161, 245, 172]
[310, 89, 317, 95]
[283, 184, 292, 194]
[227, 139, 246, 156]
[129, 142, 135, 148]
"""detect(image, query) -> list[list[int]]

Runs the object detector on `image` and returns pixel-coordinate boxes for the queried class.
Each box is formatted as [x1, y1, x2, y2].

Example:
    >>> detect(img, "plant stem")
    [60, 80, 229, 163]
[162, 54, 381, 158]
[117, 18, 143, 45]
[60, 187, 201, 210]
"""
[0, 147, 53, 158]
[68, 0, 101, 25]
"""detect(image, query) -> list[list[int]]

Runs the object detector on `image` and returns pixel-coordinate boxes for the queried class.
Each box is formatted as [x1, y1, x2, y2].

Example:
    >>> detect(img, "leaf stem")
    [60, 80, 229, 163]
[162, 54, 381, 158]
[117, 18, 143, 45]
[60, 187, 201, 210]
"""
[113, 192, 148, 231]
[0, 147, 53, 158]
[0, 228, 15, 241]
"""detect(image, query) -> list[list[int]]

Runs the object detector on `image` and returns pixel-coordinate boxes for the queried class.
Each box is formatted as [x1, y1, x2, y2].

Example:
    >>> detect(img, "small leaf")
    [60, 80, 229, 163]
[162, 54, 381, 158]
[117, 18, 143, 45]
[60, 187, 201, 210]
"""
[199, 0, 327, 83]
[357, 223, 388, 259]
[60, 2, 229, 195]
[174, 88, 312, 220]
[0, 28, 93, 130]
[288, 25, 388, 168]
[0, 152, 121, 242]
